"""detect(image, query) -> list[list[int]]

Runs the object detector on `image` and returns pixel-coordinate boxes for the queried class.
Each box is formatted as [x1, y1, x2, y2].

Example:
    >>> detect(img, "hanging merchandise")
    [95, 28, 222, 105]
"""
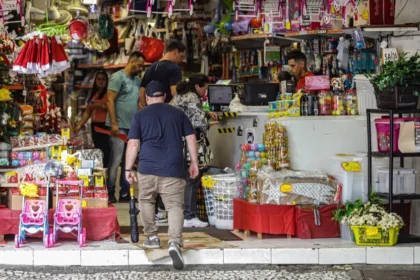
[13, 33, 70, 77]
[69, 18, 88, 41]
[83, 24, 110, 52]
[98, 14, 114, 40]
[137, 28, 164, 63]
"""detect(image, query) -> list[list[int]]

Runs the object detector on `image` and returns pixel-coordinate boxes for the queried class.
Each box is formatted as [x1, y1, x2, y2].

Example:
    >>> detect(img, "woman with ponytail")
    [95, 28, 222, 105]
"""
[172, 73, 218, 228]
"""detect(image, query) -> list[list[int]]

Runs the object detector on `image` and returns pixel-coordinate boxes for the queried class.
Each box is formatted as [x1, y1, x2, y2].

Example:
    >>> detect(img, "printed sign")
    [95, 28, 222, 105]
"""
[382, 48, 399, 64]
[246, 128, 255, 144]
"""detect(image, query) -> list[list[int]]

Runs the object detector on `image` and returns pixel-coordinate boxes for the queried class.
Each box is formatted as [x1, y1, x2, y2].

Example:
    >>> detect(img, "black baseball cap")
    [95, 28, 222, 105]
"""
[145, 81, 166, 97]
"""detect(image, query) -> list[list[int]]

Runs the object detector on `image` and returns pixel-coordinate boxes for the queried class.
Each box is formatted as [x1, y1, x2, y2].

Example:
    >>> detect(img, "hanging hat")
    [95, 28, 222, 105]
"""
[68, 0, 89, 17]
[54, 10, 72, 25]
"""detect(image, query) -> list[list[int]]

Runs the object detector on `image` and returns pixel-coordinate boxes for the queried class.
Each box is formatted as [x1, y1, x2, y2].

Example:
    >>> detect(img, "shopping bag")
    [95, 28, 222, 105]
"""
[137, 35, 164, 63]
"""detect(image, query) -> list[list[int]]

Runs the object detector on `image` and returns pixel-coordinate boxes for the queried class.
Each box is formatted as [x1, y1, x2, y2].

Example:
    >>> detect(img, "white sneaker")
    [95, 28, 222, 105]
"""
[155, 212, 168, 223]
[183, 218, 208, 228]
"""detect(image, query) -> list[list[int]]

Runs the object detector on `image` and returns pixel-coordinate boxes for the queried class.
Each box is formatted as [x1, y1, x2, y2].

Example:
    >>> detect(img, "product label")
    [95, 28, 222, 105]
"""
[280, 184, 292, 193]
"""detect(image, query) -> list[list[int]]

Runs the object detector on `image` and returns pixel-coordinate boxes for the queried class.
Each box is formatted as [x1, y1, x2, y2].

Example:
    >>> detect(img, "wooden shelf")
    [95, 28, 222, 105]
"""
[77, 64, 103, 69]
[103, 62, 151, 70]
[74, 84, 93, 89]
[3, 84, 23, 90]
[285, 29, 343, 37]
[230, 33, 272, 41]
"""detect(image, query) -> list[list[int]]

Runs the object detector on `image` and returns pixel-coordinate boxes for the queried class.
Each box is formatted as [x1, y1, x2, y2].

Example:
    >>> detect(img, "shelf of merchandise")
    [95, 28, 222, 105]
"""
[74, 84, 93, 89]
[12, 143, 63, 152]
[343, 24, 419, 33]
[77, 64, 104, 69]
[3, 84, 24, 90]
[230, 33, 272, 41]
[367, 108, 420, 243]
[284, 29, 344, 38]
[103, 62, 151, 70]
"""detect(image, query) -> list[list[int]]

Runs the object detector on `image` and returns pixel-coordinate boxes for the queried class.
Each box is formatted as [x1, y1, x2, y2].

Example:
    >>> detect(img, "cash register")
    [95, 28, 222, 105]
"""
[207, 85, 234, 112]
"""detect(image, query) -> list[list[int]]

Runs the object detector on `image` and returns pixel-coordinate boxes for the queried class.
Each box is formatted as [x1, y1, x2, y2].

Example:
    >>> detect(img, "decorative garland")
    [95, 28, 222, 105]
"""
[98, 14, 115, 39]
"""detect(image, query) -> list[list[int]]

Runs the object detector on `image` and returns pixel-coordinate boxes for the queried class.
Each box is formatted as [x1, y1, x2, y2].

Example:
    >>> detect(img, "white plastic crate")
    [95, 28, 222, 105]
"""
[377, 168, 416, 194]
[354, 75, 377, 115]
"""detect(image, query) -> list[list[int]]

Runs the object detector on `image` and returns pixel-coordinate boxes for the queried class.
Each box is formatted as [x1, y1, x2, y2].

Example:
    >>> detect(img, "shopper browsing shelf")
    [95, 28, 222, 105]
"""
[125, 81, 199, 270]
[172, 74, 218, 228]
[74, 71, 110, 167]
[287, 50, 314, 91]
[106, 52, 146, 204]
[139, 40, 186, 108]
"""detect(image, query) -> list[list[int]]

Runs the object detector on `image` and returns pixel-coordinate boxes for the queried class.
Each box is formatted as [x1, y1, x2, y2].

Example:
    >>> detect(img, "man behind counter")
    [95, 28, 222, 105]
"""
[287, 50, 314, 91]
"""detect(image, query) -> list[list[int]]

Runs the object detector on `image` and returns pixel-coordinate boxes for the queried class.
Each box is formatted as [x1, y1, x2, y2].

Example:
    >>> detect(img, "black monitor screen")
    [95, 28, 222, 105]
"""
[244, 83, 279, 105]
[208, 85, 234, 105]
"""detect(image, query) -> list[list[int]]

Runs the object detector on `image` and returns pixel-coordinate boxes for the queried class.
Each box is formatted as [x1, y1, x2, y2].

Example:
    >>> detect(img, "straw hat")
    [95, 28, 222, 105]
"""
[68, 0, 89, 17]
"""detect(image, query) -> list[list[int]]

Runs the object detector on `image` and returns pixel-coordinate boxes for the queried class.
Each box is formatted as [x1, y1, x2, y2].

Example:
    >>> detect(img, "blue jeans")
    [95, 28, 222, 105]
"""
[107, 128, 130, 197]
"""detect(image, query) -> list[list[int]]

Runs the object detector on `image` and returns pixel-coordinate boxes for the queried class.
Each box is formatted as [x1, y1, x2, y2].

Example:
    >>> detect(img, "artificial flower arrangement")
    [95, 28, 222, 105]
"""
[333, 193, 404, 246]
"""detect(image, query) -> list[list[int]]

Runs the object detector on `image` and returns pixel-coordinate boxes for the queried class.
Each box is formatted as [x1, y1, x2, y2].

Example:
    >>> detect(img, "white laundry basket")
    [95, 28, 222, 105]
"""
[202, 174, 241, 230]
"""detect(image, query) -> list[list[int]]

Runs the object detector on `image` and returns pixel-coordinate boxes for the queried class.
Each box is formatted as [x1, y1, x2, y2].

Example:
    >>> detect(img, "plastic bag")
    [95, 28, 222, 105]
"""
[138, 35, 164, 63]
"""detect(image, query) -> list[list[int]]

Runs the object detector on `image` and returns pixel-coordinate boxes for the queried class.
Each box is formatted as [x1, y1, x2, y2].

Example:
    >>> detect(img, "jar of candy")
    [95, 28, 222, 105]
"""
[344, 89, 358, 115]
[332, 91, 345, 115]
[317, 91, 332, 115]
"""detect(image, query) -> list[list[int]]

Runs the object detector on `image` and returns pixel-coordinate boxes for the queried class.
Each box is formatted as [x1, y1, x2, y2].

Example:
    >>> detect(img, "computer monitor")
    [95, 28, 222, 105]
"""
[244, 83, 279, 106]
[208, 85, 234, 105]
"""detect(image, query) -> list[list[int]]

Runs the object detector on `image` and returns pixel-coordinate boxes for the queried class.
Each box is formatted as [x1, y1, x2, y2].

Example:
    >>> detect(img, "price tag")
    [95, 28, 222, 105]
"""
[382, 48, 399, 64]
[366, 227, 379, 236]
[280, 184, 292, 193]
[318, 30, 327, 34]
[299, 31, 308, 35]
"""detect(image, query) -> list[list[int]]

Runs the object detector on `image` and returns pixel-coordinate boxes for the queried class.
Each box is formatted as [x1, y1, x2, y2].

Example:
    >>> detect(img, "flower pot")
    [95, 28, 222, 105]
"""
[376, 86, 420, 109]
[351, 226, 401, 246]
[340, 221, 355, 242]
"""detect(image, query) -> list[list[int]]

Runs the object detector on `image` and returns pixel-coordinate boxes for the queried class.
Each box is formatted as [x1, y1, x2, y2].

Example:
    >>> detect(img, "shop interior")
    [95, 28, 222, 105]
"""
[0, 0, 420, 264]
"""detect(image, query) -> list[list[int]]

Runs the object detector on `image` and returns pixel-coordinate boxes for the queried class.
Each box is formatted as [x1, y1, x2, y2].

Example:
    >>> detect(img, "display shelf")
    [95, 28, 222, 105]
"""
[344, 24, 419, 33]
[2, 84, 24, 90]
[284, 29, 343, 38]
[103, 62, 151, 70]
[230, 33, 272, 41]
[371, 151, 420, 158]
[0, 183, 18, 187]
[367, 108, 420, 114]
[74, 84, 93, 89]
[78, 64, 104, 69]
[12, 143, 63, 152]
[377, 193, 420, 200]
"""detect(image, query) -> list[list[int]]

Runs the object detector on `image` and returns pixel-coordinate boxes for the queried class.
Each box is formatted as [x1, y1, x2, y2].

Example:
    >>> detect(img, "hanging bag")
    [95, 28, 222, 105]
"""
[137, 27, 164, 63]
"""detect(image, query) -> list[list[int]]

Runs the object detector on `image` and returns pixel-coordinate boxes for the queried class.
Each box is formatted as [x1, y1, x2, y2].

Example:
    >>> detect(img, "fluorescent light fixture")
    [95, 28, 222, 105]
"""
[82, 0, 97, 4]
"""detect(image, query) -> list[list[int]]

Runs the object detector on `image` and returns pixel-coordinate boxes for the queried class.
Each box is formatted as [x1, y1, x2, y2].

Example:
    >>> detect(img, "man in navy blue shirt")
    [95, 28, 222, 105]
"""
[125, 81, 199, 270]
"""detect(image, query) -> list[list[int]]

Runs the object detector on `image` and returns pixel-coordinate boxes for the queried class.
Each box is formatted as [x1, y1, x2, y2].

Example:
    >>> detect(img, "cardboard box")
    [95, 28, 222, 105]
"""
[82, 198, 108, 208]
[7, 189, 47, 211]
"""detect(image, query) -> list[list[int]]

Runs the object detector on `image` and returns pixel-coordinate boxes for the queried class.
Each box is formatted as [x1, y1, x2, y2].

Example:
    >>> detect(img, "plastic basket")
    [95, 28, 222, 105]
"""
[203, 187, 215, 226]
[212, 174, 240, 230]
[351, 226, 400, 246]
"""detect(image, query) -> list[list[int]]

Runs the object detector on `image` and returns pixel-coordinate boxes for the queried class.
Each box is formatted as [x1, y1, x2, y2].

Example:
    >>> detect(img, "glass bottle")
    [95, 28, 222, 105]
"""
[332, 91, 345, 116]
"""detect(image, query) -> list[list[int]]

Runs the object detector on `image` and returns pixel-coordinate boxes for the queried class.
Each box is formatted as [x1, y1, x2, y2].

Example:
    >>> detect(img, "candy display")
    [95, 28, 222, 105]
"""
[263, 122, 290, 170]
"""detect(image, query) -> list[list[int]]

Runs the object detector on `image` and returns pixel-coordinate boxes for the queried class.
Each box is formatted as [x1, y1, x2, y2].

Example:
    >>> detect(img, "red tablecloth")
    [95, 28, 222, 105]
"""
[0, 205, 120, 241]
[233, 198, 296, 236]
[295, 204, 340, 239]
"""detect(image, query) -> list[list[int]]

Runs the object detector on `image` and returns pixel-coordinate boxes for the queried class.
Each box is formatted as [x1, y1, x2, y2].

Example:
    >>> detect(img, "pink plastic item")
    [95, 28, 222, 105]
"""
[374, 117, 420, 152]
[21, 200, 45, 226]
[55, 199, 81, 225]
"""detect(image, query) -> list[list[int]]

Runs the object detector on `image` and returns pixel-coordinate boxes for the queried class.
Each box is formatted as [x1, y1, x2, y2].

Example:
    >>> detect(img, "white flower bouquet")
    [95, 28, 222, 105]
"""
[343, 202, 404, 231]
